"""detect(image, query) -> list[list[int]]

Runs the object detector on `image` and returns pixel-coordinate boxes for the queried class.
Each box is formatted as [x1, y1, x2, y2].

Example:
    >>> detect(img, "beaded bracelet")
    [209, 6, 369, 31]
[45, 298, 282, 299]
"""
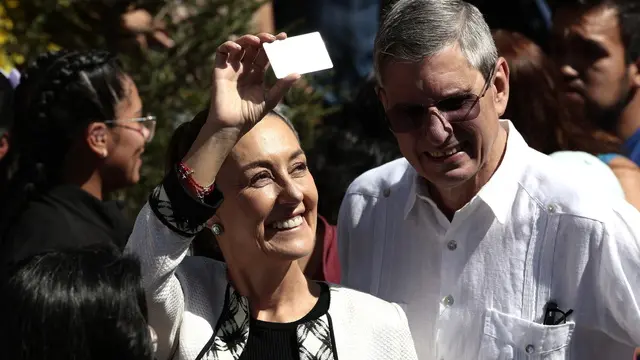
[176, 162, 215, 201]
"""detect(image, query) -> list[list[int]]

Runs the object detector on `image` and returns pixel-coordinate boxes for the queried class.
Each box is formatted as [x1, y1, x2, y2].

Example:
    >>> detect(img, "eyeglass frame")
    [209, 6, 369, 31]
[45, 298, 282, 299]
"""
[104, 114, 157, 143]
[384, 62, 498, 133]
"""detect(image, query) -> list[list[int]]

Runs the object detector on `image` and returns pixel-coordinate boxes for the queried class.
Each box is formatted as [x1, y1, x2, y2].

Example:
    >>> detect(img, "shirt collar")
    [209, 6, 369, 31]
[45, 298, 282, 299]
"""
[403, 120, 527, 224]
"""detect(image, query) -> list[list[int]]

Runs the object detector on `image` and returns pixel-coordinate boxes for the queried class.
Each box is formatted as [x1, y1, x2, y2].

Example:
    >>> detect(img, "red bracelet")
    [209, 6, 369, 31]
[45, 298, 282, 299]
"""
[177, 162, 215, 200]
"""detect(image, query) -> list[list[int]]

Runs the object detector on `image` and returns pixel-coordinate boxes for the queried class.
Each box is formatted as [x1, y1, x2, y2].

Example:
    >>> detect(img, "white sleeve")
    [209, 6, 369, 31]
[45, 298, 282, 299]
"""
[596, 202, 640, 346]
[337, 193, 356, 285]
[389, 302, 419, 360]
[125, 172, 223, 360]
[126, 204, 192, 360]
[337, 188, 381, 293]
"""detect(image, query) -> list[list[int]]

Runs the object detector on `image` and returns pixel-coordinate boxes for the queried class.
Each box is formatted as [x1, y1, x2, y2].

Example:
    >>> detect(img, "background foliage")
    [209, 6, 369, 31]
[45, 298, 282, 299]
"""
[1, 0, 332, 219]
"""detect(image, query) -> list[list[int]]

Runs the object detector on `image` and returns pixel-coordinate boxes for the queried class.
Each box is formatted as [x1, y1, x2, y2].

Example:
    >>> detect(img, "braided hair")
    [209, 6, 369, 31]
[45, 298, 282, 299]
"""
[0, 50, 128, 239]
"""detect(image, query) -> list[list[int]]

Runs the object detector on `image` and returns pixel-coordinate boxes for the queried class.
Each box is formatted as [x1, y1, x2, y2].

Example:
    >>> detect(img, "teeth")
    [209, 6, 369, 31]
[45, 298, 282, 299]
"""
[271, 215, 303, 230]
[429, 145, 462, 158]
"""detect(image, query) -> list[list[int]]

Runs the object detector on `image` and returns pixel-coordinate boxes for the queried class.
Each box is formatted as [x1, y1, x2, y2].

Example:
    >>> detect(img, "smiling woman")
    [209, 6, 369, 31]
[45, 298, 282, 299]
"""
[125, 32, 418, 360]
[0, 50, 154, 266]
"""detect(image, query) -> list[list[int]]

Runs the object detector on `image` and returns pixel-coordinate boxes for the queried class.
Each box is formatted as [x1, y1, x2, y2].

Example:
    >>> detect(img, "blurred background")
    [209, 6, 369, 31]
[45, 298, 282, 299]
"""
[0, 0, 554, 223]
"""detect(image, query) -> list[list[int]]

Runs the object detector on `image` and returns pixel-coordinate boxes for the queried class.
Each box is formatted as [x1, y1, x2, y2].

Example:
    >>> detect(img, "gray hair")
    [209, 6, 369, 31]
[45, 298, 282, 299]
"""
[374, 0, 498, 86]
[270, 104, 299, 141]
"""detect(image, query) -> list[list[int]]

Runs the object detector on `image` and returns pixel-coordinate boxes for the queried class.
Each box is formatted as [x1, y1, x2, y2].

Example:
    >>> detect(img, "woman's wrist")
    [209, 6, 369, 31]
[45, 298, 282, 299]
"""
[181, 119, 242, 186]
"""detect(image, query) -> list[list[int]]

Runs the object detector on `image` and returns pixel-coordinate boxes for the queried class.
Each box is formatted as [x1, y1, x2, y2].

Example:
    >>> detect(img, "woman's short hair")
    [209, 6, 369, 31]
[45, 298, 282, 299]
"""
[2, 247, 153, 360]
[164, 108, 299, 259]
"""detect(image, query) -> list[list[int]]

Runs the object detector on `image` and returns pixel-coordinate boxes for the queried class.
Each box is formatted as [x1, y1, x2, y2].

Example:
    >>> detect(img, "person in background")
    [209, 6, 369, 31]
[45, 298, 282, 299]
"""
[0, 73, 15, 193]
[339, 0, 640, 358]
[493, 29, 640, 209]
[126, 32, 417, 360]
[254, 0, 380, 105]
[550, 0, 640, 166]
[165, 107, 340, 283]
[0, 50, 156, 266]
[2, 247, 156, 360]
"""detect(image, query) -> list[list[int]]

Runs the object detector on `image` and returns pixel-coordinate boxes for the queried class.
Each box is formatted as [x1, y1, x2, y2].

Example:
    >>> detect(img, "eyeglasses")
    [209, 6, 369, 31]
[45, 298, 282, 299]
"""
[104, 114, 157, 143]
[385, 64, 497, 133]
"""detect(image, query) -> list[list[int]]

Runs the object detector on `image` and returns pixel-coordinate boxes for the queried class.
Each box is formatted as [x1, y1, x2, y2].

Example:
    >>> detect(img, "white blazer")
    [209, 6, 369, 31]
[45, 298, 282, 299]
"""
[125, 179, 418, 360]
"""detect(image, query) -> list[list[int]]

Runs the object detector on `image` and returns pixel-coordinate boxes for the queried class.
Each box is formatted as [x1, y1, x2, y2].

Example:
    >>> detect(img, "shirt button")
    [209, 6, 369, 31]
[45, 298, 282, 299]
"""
[447, 240, 457, 251]
[383, 188, 391, 197]
[442, 295, 454, 307]
[547, 204, 557, 213]
[525, 344, 535, 354]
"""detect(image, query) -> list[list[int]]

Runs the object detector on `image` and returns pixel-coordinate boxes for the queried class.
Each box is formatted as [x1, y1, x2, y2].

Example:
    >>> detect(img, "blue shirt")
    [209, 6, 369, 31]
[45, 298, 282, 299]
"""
[274, 0, 379, 104]
[624, 128, 640, 167]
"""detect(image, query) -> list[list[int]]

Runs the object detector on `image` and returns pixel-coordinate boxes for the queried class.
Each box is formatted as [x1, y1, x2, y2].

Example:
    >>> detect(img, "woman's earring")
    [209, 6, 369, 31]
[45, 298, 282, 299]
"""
[211, 223, 224, 236]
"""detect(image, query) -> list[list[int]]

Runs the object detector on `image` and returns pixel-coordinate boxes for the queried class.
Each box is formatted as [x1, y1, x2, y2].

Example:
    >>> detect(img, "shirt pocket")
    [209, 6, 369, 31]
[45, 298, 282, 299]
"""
[479, 308, 575, 360]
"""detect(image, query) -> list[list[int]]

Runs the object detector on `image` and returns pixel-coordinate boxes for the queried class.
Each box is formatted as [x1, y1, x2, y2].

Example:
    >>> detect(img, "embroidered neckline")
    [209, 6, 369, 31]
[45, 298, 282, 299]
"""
[197, 284, 336, 360]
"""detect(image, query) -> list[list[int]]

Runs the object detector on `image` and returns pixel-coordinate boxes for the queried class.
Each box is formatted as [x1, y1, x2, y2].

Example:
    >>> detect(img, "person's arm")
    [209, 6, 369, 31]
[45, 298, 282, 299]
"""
[251, 0, 275, 34]
[609, 156, 640, 211]
[126, 32, 299, 359]
[125, 172, 222, 360]
[595, 202, 640, 346]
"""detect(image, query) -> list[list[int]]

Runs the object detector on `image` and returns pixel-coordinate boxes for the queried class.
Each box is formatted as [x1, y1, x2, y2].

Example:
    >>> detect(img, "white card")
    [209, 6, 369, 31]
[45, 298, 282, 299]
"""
[262, 32, 333, 79]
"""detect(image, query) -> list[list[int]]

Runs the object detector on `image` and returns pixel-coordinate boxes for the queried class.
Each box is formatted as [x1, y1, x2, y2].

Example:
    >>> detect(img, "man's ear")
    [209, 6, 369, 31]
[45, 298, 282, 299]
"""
[492, 57, 510, 117]
[0, 132, 10, 161]
[86, 122, 109, 159]
[376, 85, 389, 110]
[629, 56, 640, 89]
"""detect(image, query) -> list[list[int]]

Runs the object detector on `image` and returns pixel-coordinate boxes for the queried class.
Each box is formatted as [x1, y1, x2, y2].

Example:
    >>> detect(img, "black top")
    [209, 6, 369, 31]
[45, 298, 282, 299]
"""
[239, 282, 331, 360]
[1, 184, 131, 266]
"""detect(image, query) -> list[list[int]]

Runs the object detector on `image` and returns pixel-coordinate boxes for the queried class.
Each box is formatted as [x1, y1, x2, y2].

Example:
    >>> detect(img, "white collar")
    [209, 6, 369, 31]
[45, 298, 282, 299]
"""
[403, 120, 527, 224]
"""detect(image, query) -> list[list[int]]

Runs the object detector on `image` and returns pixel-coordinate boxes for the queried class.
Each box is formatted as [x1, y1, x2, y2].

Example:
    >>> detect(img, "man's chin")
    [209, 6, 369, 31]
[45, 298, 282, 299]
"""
[564, 91, 586, 106]
[422, 167, 477, 191]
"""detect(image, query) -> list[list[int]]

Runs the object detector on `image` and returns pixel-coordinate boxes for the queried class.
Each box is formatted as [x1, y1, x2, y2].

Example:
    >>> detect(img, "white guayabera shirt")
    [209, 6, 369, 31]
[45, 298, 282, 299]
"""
[338, 120, 640, 360]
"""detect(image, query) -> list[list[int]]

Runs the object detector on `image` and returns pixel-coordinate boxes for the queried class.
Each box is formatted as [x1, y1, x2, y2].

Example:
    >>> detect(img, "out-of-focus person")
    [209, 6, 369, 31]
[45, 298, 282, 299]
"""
[254, 0, 380, 105]
[0, 50, 155, 266]
[2, 247, 157, 360]
[550, 0, 640, 166]
[0, 72, 16, 192]
[493, 29, 640, 209]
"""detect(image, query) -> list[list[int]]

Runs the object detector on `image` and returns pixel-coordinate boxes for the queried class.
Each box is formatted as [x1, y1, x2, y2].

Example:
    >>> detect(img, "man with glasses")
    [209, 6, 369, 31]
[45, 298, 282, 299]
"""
[337, 1, 640, 359]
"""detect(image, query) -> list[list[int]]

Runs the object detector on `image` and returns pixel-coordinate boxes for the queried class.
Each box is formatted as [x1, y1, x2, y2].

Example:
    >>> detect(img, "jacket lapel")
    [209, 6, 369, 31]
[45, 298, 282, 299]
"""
[200, 284, 250, 360]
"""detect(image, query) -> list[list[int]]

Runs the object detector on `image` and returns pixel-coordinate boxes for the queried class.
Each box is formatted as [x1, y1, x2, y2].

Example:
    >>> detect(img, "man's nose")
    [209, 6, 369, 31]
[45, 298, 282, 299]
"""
[560, 63, 579, 78]
[421, 109, 452, 146]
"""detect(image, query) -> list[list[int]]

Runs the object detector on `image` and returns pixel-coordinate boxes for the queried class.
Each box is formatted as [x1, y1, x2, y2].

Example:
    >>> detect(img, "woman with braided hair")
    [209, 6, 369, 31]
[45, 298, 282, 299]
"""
[0, 50, 156, 266]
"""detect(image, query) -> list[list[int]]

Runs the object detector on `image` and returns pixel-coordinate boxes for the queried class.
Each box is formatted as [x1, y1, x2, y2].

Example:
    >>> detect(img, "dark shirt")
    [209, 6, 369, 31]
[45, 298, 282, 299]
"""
[1, 184, 130, 265]
[239, 282, 331, 360]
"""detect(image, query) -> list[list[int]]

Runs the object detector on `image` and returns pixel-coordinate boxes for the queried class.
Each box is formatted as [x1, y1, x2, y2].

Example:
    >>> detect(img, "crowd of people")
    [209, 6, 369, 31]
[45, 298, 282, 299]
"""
[1, 0, 640, 359]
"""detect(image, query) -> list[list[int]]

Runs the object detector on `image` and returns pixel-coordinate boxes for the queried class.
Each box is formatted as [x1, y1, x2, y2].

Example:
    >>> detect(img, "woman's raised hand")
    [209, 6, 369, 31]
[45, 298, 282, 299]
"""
[208, 32, 300, 134]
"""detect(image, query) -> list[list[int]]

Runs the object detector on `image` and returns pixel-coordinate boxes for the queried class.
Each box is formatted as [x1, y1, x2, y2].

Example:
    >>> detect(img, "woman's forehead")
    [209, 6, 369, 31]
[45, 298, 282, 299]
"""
[230, 115, 302, 165]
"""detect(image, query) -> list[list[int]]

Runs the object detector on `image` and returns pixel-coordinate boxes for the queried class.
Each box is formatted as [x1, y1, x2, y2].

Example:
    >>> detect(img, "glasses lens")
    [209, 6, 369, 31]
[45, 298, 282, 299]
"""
[443, 96, 481, 123]
[386, 107, 422, 133]
[142, 115, 156, 143]
[386, 95, 481, 133]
